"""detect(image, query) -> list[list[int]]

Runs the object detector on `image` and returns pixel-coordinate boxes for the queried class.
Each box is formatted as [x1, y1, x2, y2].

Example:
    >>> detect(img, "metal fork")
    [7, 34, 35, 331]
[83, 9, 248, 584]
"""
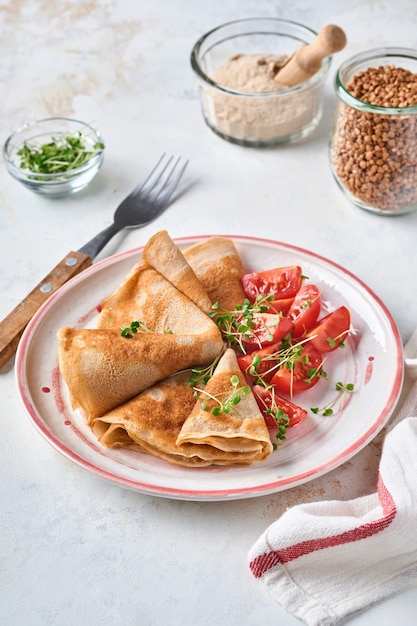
[0, 154, 189, 368]
[79, 153, 188, 259]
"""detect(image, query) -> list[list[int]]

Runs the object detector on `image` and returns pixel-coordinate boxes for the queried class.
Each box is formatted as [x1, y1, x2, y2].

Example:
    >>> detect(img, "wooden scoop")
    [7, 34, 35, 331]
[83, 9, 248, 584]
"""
[274, 24, 347, 87]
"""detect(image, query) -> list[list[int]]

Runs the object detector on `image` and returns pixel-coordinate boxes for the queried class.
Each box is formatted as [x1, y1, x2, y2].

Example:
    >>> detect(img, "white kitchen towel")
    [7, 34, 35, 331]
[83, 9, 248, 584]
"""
[248, 328, 417, 626]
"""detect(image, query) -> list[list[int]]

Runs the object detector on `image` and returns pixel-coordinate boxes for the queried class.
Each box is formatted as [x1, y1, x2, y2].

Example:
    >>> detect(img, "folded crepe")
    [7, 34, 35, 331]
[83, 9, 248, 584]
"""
[57, 325, 224, 420]
[183, 236, 246, 311]
[92, 350, 272, 467]
[57, 233, 273, 468]
[141, 230, 213, 313]
[90, 372, 209, 467]
[97, 261, 213, 333]
[176, 348, 273, 463]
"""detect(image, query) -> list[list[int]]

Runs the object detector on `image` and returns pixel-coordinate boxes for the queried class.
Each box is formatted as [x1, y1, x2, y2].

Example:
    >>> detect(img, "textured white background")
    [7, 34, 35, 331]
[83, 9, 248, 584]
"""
[1, 1, 417, 625]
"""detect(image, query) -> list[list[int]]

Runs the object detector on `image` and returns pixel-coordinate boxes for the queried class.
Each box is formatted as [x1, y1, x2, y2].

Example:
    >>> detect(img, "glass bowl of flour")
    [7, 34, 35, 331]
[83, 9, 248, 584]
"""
[190, 18, 331, 146]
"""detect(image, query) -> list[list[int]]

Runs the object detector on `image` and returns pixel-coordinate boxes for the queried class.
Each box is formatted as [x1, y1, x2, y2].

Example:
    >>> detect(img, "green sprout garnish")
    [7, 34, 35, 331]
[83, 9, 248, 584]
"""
[243, 336, 325, 390]
[121, 320, 142, 338]
[254, 384, 291, 447]
[187, 355, 222, 389]
[120, 320, 173, 338]
[243, 335, 354, 418]
[210, 294, 280, 353]
[311, 381, 355, 416]
[17, 132, 104, 175]
[194, 374, 251, 417]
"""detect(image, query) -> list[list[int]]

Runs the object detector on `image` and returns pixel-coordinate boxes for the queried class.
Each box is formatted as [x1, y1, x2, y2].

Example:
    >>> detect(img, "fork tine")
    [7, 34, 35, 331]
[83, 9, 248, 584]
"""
[128, 153, 169, 197]
[152, 156, 189, 207]
[138, 154, 174, 199]
[137, 154, 188, 208]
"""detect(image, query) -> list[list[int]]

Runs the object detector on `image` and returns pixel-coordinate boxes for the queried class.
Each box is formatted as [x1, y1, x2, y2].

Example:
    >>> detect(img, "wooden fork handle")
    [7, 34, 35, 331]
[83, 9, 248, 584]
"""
[0, 251, 92, 369]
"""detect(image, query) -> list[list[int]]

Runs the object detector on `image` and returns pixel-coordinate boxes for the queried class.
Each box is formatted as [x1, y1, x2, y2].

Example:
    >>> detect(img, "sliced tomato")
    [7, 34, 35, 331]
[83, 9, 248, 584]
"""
[238, 342, 281, 384]
[252, 384, 307, 429]
[242, 266, 303, 304]
[238, 312, 293, 352]
[271, 344, 323, 396]
[287, 284, 322, 337]
[306, 306, 351, 353]
[265, 296, 296, 315]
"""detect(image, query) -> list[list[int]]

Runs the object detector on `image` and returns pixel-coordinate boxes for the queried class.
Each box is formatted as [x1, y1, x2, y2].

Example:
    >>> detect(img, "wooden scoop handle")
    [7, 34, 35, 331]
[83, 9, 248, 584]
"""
[0, 251, 92, 369]
[275, 24, 347, 87]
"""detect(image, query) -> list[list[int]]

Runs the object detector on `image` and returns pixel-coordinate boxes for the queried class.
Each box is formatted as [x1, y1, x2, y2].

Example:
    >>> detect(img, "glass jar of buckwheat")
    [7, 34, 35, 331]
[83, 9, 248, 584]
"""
[330, 48, 417, 215]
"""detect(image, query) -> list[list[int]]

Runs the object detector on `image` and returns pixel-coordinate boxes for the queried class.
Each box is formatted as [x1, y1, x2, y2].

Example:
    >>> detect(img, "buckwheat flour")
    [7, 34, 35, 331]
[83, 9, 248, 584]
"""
[209, 53, 322, 142]
[212, 53, 286, 93]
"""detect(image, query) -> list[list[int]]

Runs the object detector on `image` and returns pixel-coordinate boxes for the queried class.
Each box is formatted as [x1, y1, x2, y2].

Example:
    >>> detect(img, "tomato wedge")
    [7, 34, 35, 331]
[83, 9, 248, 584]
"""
[306, 306, 351, 353]
[242, 266, 303, 304]
[238, 313, 293, 352]
[265, 296, 296, 315]
[287, 284, 322, 337]
[238, 342, 281, 384]
[271, 344, 323, 396]
[252, 385, 307, 429]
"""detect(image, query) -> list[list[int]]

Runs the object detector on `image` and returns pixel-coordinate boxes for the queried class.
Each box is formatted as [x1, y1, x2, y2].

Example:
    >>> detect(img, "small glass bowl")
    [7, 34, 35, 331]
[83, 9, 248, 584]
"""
[190, 18, 332, 147]
[3, 117, 105, 197]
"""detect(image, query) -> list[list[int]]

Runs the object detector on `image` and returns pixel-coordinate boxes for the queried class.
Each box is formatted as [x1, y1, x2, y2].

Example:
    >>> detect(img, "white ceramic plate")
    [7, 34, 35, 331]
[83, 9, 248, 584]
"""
[16, 235, 404, 501]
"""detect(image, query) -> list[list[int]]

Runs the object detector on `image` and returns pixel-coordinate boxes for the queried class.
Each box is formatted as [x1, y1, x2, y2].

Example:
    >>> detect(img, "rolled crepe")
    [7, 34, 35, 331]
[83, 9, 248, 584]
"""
[97, 262, 214, 333]
[57, 324, 224, 420]
[141, 230, 213, 313]
[183, 237, 246, 311]
[176, 349, 273, 463]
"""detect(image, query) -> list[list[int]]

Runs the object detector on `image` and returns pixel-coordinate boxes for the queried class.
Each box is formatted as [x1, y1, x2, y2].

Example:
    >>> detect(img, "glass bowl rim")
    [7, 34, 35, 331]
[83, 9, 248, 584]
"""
[3, 117, 105, 181]
[334, 46, 417, 114]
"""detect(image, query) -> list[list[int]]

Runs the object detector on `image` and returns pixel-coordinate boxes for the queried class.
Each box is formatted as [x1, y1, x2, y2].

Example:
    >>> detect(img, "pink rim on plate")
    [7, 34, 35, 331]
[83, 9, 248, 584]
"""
[15, 235, 404, 501]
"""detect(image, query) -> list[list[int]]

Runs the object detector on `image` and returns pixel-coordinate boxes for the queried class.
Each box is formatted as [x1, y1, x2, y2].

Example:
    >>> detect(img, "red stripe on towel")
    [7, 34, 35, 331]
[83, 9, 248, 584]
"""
[250, 475, 396, 578]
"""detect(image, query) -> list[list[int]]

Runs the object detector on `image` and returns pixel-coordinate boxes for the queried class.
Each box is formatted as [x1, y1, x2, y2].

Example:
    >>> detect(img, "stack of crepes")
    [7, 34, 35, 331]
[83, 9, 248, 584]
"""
[57, 231, 273, 467]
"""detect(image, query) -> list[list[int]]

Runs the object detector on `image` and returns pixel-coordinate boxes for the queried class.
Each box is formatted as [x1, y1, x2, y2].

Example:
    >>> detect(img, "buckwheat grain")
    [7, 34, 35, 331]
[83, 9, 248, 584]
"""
[331, 65, 417, 213]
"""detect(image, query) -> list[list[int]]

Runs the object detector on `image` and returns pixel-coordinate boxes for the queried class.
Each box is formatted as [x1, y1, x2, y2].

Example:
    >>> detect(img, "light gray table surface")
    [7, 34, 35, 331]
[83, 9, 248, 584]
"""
[1, 1, 417, 624]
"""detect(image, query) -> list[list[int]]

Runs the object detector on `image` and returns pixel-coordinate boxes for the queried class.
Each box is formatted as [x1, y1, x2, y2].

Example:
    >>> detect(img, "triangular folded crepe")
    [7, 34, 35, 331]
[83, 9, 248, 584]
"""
[176, 348, 273, 463]
[91, 372, 211, 467]
[91, 351, 272, 467]
[141, 230, 213, 313]
[57, 325, 223, 420]
[96, 262, 213, 333]
[183, 237, 246, 310]
[56, 233, 275, 468]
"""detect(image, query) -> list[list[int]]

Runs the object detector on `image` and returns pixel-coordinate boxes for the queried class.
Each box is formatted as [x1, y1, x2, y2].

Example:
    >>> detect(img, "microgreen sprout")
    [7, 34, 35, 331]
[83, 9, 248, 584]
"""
[17, 132, 104, 176]
[308, 330, 348, 351]
[310, 380, 355, 416]
[121, 320, 142, 338]
[210, 294, 281, 353]
[194, 374, 251, 417]
[327, 336, 337, 349]
[244, 336, 325, 390]
[120, 320, 172, 338]
[187, 355, 222, 389]
[255, 384, 291, 447]
[271, 410, 290, 448]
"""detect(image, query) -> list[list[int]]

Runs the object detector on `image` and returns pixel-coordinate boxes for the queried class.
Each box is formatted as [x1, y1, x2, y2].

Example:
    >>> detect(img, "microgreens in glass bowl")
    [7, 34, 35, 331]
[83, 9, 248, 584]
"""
[3, 117, 105, 197]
